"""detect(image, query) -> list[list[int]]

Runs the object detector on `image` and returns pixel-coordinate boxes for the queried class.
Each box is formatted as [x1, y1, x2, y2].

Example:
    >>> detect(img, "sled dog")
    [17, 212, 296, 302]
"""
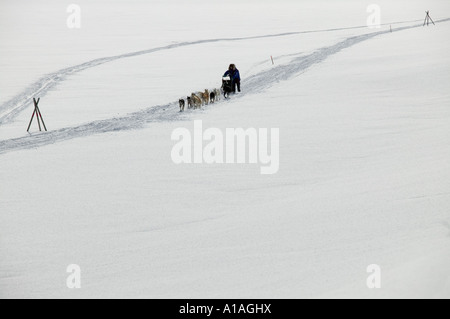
[179, 99, 185, 112]
[191, 93, 202, 109]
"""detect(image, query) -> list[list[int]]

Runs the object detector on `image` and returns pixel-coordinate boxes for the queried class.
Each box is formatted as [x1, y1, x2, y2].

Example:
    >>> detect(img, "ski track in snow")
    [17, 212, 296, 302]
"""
[0, 19, 448, 156]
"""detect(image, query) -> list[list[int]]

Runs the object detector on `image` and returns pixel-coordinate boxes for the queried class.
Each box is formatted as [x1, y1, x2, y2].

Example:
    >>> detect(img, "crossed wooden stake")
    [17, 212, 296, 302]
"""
[423, 11, 435, 26]
[27, 98, 47, 132]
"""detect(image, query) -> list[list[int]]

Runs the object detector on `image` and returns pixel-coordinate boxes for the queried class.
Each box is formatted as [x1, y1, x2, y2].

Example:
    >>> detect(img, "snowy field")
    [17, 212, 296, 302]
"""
[1, 0, 450, 298]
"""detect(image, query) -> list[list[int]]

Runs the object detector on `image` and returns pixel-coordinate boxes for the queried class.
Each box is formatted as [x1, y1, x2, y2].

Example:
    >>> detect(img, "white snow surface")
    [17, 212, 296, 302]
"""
[1, 0, 450, 298]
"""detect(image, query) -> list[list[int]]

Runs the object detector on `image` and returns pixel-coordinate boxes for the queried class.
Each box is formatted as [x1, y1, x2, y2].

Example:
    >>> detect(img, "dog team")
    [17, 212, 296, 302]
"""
[178, 88, 221, 112]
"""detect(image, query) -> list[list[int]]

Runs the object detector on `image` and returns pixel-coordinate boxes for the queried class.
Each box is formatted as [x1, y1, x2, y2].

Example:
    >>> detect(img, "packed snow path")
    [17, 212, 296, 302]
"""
[0, 18, 423, 125]
[0, 19, 449, 156]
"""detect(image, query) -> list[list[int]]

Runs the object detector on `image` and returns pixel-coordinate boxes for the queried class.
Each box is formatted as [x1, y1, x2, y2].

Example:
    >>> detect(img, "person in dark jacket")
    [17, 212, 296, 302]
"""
[223, 64, 241, 93]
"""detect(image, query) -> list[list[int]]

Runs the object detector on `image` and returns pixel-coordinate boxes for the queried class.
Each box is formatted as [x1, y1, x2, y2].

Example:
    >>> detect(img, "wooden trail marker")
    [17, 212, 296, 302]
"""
[423, 11, 435, 26]
[27, 98, 47, 132]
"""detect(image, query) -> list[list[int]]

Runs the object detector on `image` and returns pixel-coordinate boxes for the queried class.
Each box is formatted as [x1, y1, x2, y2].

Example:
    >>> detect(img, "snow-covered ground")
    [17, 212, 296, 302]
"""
[1, 0, 450, 298]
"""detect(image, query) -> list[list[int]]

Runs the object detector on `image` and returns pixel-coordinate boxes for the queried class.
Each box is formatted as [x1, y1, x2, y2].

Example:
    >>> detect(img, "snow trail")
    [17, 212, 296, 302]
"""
[0, 19, 449, 155]
[0, 19, 423, 125]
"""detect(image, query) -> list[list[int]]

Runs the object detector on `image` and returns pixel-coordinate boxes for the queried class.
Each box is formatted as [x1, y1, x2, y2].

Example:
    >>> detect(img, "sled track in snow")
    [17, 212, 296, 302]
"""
[0, 18, 425, 125]
[0, 19, 449, 156]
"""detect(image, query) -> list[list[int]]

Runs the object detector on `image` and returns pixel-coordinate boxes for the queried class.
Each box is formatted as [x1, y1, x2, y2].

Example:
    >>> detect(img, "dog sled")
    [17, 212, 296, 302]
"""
[222, 76, 233, 99]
